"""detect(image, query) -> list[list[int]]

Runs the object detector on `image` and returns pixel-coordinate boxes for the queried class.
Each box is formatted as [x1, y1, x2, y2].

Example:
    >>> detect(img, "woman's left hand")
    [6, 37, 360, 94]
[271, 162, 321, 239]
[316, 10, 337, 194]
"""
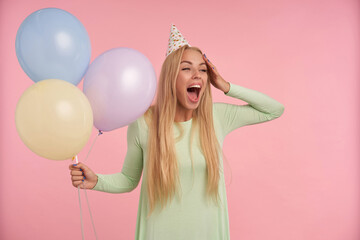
[202, 54, 230, 94]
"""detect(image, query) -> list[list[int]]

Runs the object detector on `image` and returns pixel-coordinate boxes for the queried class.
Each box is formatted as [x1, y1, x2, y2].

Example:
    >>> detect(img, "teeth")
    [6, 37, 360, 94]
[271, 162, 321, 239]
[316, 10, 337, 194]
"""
[188, 84, 201, 88]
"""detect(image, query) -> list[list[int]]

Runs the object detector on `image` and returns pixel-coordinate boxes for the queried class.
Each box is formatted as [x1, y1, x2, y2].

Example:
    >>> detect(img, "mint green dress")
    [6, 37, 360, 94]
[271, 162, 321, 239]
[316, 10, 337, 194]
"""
[92, 82, 285, 240]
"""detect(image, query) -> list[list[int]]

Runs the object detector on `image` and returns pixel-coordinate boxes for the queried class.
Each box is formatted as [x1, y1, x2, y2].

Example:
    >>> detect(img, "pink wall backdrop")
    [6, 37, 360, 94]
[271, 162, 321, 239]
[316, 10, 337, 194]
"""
[1, 0, 359, 239]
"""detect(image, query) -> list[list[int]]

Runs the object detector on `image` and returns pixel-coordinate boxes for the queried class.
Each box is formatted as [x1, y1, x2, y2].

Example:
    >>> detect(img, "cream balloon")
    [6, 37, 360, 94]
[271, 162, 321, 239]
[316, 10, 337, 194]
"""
[15, 79, 93, 160]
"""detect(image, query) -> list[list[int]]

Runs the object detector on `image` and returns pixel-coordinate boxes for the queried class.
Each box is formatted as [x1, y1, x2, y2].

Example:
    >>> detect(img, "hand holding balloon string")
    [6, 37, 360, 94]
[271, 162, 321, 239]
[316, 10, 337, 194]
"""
[69, 156, 98, 189]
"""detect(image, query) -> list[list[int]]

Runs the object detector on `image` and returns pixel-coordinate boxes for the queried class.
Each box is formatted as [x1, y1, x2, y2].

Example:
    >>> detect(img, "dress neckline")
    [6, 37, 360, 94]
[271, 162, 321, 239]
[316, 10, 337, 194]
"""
[174, 118, 192, 125]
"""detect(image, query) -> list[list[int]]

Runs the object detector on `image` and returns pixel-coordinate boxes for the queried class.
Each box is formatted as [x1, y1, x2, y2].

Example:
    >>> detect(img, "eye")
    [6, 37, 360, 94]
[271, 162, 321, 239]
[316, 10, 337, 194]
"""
[201, 69, 207, 72]
[182, 68, 190, 70]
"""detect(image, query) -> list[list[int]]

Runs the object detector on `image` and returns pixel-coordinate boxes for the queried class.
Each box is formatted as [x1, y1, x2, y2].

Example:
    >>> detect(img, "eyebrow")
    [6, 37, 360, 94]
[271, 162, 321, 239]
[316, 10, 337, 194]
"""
[180, 61, 206, 66]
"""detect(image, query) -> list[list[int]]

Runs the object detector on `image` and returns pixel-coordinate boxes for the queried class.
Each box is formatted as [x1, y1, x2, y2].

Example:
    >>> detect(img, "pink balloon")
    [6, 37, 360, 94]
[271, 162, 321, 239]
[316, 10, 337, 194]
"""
[83, 47, 157, 131]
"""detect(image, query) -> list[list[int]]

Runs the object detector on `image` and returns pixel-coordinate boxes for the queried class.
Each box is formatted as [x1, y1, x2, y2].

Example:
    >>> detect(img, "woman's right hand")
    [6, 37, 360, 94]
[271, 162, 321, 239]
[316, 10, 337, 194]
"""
[69, 162, 98, 189]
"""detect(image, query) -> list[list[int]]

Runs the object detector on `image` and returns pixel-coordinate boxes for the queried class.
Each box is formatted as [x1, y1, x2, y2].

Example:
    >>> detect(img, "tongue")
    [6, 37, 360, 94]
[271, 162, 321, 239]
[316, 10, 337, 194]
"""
[187, 91, 197, 101]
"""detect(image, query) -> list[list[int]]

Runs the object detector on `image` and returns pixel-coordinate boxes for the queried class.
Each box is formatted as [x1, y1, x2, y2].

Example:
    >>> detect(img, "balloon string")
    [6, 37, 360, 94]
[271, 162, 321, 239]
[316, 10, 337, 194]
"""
[77, 185, 85, 240]
[83, 184, 98, 239]
[74, 130, 102, 240]
[83, 130, 103, 164]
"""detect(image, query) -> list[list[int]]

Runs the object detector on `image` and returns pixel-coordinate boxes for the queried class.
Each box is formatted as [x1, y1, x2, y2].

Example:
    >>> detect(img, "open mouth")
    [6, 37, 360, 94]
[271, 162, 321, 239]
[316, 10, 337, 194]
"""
[187, 86, 201, 102]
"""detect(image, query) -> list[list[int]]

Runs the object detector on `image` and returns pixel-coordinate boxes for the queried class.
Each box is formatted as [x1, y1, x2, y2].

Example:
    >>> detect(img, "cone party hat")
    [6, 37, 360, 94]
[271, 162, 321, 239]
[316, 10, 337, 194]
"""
[166, 24, 191, 57]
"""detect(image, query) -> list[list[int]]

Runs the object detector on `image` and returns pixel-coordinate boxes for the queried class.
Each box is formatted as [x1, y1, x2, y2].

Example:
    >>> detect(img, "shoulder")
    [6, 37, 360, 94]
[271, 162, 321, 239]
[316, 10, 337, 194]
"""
[127, 114, 147, 147]
[212, 102, 227, 128]
[142, 105, 154, 129]
[213, 102, 229, 116]
[128, 106, 154, 137]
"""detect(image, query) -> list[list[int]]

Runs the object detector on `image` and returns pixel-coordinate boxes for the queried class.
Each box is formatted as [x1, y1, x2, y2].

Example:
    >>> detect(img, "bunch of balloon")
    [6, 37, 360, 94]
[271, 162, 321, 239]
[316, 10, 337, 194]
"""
[15, 8, 93, 160]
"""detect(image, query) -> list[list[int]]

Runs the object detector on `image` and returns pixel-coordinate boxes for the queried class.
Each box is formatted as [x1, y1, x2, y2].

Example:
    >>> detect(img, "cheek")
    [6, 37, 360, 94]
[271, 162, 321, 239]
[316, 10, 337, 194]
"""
[203, 78, 208, 90]
[176, 75, 187, 92]
[177, 73, 186, 83]
[175, 85, 184, 101]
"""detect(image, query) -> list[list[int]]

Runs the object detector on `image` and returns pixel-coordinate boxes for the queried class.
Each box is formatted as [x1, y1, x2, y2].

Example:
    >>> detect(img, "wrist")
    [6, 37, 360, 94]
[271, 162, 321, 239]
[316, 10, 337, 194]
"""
[91, 175, 98, 189]
[222, 81, 230, 94]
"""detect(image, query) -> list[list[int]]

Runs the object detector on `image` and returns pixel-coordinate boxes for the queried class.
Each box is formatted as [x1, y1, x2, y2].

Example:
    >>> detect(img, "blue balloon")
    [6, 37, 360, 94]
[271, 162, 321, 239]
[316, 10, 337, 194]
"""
[15, 8, 91, 85]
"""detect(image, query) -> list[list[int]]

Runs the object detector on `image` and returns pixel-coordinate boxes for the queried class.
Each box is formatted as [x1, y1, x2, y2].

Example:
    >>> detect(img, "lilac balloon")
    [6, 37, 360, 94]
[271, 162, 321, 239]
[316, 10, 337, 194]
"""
[83, 47, 157, 131]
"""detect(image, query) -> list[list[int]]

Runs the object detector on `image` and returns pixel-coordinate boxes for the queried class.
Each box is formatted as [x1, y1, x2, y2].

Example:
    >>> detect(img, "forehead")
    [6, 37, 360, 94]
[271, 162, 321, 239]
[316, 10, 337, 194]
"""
[181, 49, 203, 62]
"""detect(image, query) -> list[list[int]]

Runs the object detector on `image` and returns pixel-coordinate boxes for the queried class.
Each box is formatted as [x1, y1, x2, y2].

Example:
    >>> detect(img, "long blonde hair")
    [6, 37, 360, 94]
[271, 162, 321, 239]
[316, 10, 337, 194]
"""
[144, 45, 223, 218]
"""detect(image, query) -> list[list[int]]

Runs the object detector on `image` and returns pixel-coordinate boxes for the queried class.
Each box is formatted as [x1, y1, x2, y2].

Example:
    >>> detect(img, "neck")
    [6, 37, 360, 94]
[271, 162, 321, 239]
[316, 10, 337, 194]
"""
[174, 103, 193, 122]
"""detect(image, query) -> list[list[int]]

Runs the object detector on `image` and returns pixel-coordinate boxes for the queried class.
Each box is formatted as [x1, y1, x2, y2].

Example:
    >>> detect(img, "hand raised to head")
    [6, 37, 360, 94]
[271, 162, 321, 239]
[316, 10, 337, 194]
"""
[202, 53, 230, 94]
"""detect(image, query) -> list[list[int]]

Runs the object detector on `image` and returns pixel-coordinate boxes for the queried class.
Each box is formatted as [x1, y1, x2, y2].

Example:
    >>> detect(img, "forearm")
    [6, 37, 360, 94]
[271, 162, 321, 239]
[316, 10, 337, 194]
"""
[92, 171, 141, 193]
[225, 82, 285, 117]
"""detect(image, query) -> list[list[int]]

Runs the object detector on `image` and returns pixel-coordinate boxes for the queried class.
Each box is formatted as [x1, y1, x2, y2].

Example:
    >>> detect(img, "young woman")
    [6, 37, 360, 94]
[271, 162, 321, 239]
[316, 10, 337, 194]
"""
[69, 26, 285, 240]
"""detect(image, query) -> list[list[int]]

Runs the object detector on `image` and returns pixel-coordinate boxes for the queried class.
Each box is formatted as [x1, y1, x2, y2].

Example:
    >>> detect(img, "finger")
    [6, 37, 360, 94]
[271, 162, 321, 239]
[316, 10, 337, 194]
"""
[72, 180, 84, 188]
[74, 181, 87, 189]
[69, 163, 83, 171]
[70, 170, 83, 176]
[203, 54, 213, 66]
[73, 162, 90, 172]
[69, 164, 76, 170]
[203, 55, 218, 74]
[72, 175, 85, 181]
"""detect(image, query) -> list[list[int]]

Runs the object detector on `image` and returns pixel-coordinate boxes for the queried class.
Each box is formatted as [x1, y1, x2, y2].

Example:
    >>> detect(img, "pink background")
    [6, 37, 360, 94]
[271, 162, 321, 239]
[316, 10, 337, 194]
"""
[1, 0, 359, 239]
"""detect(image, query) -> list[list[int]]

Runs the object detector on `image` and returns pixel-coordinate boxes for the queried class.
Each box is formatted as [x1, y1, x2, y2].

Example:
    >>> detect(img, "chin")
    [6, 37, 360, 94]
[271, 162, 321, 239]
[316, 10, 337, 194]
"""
[188, 104, 199, 110]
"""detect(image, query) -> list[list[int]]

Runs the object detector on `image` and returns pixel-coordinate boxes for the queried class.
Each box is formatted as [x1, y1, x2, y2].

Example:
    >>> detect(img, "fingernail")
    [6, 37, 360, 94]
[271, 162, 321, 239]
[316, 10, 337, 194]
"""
[212, 67, 214, 69]
[204, 54, 207, 58]
[82, 179, 84, 182]
[83, 176, 86, 179]
[73, 164, 77, 166]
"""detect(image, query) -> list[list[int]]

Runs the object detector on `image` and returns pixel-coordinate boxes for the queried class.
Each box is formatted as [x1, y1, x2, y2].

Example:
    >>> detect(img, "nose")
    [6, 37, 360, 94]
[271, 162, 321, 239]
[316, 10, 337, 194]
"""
[192, 69, 201, 79]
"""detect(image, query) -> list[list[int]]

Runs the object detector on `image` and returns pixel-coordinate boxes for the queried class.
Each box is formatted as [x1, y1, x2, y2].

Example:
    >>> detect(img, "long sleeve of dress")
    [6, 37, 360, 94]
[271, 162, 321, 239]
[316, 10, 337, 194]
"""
[92, 119, 143, 193]
[214, 82, 285, 136]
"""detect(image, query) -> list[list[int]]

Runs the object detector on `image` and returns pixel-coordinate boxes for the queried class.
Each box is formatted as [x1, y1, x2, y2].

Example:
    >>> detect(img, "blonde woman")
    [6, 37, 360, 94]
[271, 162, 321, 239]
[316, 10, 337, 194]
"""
[69, 25, 284, 240]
